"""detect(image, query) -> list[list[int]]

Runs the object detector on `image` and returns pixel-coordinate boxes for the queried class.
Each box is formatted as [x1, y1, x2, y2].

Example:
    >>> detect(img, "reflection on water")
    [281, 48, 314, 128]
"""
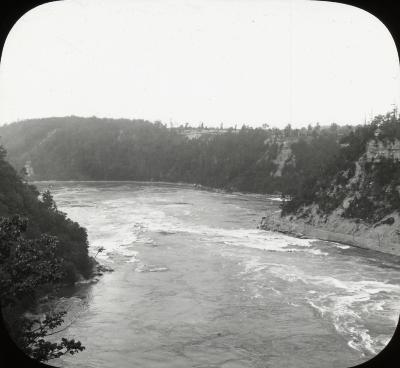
[34, 181, 400, 368]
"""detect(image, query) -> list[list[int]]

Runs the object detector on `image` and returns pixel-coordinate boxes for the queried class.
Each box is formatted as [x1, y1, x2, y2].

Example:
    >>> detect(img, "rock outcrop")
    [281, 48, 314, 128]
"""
[260, 206, 400, 256]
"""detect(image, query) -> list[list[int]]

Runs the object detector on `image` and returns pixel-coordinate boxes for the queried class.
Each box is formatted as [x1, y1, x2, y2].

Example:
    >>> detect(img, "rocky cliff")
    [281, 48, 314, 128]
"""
[260, 126, 400, 256]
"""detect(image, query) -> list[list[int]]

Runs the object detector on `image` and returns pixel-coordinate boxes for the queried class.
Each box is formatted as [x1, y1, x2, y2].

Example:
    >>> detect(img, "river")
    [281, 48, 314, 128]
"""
[34, 181, 400, 368]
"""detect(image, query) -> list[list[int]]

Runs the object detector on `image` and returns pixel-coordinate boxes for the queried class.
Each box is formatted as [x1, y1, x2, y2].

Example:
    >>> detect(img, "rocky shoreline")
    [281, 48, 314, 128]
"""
[259, 207, 400, 257]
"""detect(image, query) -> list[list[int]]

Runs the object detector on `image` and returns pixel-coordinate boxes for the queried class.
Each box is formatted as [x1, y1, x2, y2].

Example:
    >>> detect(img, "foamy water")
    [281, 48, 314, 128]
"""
[35, 181, 400, 367]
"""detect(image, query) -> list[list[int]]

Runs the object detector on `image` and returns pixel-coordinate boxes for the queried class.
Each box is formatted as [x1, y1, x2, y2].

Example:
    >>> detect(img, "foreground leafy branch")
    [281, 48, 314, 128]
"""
[18, 311, 85, 361]
[0, 215, 85, 362]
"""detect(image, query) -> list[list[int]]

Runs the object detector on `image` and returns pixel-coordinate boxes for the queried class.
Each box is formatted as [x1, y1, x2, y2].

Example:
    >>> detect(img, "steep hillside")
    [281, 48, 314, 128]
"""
[0, 145, 92, 282]
[0, 116, 346, 195]
[262, 113, 400, 255]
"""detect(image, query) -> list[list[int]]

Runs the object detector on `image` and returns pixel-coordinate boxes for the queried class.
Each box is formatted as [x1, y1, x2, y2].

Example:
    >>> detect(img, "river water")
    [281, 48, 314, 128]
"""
[35, 181, 400, 368]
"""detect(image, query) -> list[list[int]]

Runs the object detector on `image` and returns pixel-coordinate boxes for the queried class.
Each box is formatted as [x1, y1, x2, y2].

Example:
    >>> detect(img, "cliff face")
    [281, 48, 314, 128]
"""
[261, 136, 400, 256]
[365, 138, 400, 162]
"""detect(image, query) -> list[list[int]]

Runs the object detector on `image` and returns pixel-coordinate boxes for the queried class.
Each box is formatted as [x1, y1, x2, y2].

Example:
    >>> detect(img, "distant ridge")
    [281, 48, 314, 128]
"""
[1, 114, 399, 231]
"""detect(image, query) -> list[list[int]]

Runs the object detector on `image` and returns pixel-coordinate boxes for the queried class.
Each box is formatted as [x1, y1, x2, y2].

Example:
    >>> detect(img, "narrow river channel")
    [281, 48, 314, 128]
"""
[35, 181, 400, 368]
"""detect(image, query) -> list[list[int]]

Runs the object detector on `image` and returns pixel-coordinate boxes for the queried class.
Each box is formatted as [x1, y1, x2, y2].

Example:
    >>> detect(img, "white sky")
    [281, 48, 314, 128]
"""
[0, 0, 399, 128]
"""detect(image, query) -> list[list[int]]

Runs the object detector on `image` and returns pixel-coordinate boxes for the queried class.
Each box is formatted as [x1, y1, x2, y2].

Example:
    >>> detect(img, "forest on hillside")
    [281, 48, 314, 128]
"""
[0, 113, 399, 223]
[0, 116, 350, 191]
[0, 145, 92, 282]
[0, 145, 92, 361]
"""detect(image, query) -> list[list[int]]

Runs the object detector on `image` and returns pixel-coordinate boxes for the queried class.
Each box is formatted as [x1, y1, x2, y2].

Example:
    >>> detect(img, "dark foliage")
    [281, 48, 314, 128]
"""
[281, 113, 400, 222]
[0, 216, 85, 362]
[0, 145, 91, 282]
[1, 114, 399, 223]
[0, 116, 347, 195]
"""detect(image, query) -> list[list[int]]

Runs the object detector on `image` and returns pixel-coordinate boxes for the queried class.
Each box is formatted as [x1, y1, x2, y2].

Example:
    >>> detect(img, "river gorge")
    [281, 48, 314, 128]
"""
[34, 181, 400, 368]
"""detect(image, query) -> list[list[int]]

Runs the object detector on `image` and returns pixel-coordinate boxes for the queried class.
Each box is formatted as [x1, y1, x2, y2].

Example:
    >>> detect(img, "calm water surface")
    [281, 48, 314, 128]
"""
[35, 181, 400, 368]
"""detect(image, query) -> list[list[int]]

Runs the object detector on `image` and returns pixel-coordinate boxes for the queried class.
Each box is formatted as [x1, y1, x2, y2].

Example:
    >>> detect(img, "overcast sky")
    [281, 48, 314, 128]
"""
[0, 0, 399, 128]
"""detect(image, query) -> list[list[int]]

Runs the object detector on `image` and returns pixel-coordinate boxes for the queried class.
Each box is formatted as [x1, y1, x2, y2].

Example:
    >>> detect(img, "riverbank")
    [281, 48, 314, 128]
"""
[29, 259, 113, 319]
[259, 206, 400, 257]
